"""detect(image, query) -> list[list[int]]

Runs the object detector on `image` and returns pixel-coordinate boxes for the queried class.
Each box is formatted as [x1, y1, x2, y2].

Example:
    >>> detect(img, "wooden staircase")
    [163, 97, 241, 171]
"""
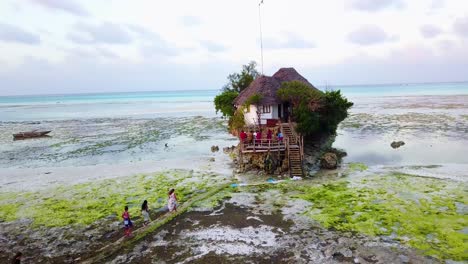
[281, 123, 303, 177]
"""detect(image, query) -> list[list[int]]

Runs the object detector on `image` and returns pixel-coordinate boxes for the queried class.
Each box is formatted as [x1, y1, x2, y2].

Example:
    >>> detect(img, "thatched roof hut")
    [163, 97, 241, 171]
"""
[234, 67, 318, 106]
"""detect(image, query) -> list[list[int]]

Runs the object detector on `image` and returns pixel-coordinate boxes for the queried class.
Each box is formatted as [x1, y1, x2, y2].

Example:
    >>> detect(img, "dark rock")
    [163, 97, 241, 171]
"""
[398, 255, 410, 263]
[327, 148, 347, 158]
[210, 145, 219, 152]
[390, 141, 405, 149]
[320, 153, 338, 169]
[223, 145, 236, 153]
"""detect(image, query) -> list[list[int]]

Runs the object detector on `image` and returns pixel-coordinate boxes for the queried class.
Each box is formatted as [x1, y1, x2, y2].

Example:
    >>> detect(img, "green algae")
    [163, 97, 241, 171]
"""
[0, 203, 20, 222]
[50, 138, 80, 148]
[191, 189, 233, 211]
[291, 175, 468, 260]
[347, 162, 368, 172]
[0, 170, 227, 228]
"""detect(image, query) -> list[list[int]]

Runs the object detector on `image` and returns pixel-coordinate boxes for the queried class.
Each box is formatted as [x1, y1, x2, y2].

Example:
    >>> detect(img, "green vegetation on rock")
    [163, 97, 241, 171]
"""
[277, 82, 353, 135]
[214, 90, 239, 118]
[291, 174, 467, 260]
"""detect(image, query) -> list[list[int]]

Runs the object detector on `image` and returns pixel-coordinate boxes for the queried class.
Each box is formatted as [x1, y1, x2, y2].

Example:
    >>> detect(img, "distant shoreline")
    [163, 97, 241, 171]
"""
[1, 81, 468, 98]
[317, 80, 468, 89]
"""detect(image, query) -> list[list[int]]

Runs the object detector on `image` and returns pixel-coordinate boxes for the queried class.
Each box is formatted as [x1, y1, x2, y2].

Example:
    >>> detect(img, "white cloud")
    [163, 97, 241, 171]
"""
[0, 23, 40, 45]
[67, 22, 132, 45]
[347, 25, 397, 45]
[181, 16, 202, 27]
[303, 42, 468, 85]
[29, 0, 88, 16]
[264, 33, 315, 50]
[349, 0, 404, 11]
[200, 41, 227, 52]
[420, 24, 443, 38]
[454, 16, 468, 38]
[1, 0, 468, 95]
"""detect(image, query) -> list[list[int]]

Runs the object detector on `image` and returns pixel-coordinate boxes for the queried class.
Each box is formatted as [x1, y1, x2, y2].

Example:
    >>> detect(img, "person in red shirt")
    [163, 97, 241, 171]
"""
[239, 130, 247, 143]
[122, 206, 133, 237]
[256, 130, 262, 144]
[267, 129, 272, 142]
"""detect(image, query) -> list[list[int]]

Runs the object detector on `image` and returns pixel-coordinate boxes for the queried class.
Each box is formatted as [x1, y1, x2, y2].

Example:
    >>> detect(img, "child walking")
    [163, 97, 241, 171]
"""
[168, 188, 178, 212]
[122, 206, 133, 237]
[141, 200, 151, 226]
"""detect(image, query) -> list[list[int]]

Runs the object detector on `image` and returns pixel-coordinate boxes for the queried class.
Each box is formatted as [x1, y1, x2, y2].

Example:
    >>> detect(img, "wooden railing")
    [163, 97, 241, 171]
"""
[240, 138, 288, 153]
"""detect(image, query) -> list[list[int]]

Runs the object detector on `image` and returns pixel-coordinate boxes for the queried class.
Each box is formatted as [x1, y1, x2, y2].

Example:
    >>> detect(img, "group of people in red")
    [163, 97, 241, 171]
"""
[239, 128, 283, 145]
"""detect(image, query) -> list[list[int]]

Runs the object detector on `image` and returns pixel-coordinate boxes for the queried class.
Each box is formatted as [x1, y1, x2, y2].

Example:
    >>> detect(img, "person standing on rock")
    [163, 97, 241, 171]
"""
[168, 188, 178, 212]
[122, 206, 133, 237]
[141, 200, 151, 226]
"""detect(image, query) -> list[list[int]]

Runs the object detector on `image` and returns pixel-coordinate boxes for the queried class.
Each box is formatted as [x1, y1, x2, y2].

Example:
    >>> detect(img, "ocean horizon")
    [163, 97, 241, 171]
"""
[1, 82, 468, 122]
[1, 80, 468, 98]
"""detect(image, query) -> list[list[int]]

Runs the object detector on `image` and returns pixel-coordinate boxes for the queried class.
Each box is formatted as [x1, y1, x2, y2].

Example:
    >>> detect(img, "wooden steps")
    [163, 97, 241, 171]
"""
[281, 123, 303, 177]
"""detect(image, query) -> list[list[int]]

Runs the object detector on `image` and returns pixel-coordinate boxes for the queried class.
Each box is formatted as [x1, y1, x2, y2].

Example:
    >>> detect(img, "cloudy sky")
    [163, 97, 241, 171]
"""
[0, 0, 468, 95]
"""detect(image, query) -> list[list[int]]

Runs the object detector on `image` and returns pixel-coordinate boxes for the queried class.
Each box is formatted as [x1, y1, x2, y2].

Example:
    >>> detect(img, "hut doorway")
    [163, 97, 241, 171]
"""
[278, 104, 282, 119]
[283, 102, 290, 121]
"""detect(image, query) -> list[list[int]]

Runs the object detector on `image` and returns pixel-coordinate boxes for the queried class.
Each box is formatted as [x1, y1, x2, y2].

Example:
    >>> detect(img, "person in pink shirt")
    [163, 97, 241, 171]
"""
[122, 206, 133, 237]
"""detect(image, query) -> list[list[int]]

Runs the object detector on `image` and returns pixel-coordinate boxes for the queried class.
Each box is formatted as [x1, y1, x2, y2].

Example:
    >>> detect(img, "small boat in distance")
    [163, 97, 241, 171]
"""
[13, 130, 51, 140]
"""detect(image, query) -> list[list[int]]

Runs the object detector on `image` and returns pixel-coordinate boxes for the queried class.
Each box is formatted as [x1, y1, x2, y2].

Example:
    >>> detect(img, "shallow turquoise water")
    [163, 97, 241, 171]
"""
[1, 83, 467, 122]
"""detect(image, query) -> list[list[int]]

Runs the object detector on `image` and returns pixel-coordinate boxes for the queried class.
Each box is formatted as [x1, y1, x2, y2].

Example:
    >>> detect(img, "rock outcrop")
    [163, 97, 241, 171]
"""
[320, 152, 338, 169]
[210, 145, 219, 152]
[390, 141, 405, 149]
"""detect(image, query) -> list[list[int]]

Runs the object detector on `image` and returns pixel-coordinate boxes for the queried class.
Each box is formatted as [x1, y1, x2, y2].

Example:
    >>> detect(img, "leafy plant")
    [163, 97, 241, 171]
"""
[214, 90, 239, 117]
[277, 81, 353, 135]
[229, 110, 245, 130]
[277, 81, 323, 110]
[223, 61, 259, 93]
[318, 90, 354, 133]
[213, 61, 259, 119]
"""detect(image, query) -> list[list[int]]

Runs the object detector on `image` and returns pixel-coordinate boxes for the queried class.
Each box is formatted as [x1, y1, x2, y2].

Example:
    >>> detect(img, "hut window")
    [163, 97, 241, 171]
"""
[262, 105, 271, 113]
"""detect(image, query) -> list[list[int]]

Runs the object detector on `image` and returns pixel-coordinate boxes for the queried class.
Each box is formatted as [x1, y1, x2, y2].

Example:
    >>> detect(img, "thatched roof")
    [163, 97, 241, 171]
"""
[234, 67, 318, 106]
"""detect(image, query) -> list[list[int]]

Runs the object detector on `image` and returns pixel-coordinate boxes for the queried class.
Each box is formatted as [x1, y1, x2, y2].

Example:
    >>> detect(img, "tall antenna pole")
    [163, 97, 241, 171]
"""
[258, 0, 264, 75]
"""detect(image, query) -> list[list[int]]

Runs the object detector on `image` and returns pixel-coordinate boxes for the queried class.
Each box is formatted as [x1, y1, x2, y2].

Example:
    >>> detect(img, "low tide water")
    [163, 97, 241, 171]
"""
[1, 83, 468, 189]
[1, 83, 468, 262]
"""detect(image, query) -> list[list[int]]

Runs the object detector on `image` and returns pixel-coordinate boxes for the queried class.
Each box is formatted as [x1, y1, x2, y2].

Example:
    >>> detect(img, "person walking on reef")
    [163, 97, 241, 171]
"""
[122, 206, 133, 237]
[168, 188, 178, 212]
[141, 200, 151, 226]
